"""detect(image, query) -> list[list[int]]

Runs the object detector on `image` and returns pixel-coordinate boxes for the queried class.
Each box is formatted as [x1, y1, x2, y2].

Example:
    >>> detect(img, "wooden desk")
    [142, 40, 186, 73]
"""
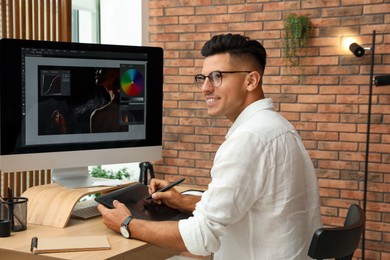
[0, 216, 180, 260]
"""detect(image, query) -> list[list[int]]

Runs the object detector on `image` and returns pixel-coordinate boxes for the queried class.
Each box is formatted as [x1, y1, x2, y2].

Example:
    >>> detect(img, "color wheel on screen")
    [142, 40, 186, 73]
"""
[121, 69, 144, 96]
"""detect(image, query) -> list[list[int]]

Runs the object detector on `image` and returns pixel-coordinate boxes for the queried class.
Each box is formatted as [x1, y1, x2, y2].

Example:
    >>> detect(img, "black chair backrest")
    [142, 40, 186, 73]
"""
[308, 204, 366, 260]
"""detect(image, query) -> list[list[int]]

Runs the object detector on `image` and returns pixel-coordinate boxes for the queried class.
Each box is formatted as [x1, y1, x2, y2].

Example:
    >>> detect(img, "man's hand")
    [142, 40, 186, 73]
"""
[148, 178, 201, 213]
[97, 200, 131, 233]
[148, 178, 184, 210]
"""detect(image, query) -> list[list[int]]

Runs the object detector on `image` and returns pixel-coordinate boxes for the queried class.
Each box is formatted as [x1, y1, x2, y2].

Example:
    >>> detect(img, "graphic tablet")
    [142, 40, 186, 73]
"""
[95, 183, 192, 221]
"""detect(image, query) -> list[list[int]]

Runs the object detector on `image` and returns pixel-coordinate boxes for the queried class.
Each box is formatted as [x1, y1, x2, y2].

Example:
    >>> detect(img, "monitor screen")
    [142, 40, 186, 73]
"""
[0, 39, 163, 188]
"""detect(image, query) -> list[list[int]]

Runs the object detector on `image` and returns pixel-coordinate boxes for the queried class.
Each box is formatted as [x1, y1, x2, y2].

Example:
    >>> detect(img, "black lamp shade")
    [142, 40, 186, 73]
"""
[374, 75, 390, 86]
[349, 43, 365, 57]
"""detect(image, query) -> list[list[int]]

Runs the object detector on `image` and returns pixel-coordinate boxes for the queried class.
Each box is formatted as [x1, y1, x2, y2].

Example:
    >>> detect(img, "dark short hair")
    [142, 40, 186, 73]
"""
[201, 33, 267, 74]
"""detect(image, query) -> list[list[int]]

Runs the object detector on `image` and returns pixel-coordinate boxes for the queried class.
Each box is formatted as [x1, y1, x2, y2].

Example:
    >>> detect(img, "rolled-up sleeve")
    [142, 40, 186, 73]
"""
[179, 213, 221, 256]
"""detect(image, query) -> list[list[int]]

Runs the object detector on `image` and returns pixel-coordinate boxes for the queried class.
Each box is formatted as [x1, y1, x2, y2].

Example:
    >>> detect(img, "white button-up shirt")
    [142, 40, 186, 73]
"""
[179, 98, 322, 259]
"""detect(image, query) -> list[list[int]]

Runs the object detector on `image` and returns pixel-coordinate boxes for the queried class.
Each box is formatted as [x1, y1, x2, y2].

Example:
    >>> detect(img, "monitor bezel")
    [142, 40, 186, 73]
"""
[0, 38, 163, 172]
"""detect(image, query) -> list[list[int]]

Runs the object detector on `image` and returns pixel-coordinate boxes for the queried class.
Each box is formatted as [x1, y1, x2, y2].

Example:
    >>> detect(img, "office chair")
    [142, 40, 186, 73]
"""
[308, 204, 366, 260]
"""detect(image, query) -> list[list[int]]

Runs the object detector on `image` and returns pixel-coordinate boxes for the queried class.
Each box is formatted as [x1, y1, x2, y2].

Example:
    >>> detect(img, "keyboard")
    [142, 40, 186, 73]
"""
[71, 199, 101, 220]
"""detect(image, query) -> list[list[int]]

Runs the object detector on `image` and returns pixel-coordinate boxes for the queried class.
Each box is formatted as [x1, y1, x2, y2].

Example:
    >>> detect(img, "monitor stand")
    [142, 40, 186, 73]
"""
[51, 166, 99, 188]
[22, 182, 133, 228]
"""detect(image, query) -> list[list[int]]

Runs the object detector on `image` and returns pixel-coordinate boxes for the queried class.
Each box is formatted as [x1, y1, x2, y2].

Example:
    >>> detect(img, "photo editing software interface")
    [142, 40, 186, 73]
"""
[22, 46, 148, 148]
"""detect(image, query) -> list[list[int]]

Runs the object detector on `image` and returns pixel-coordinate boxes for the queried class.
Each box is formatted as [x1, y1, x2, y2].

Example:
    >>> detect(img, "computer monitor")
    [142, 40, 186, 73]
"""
[0, 39, 163, 188]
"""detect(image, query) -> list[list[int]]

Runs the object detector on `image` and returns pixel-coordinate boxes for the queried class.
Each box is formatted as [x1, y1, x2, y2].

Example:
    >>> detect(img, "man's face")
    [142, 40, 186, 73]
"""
[200, 53, 251, 122]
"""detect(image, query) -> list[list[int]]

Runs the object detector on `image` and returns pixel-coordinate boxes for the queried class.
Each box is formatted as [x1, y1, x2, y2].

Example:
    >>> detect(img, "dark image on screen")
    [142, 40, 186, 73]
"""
[37, 66, 145, 136]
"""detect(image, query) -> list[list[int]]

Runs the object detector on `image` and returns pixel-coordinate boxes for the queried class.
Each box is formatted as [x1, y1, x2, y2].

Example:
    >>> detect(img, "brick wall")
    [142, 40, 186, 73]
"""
[148, 1, 390, 259]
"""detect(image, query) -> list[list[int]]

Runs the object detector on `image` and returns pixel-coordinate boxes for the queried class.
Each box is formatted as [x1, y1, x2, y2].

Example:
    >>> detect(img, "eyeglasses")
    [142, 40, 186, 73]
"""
[194, 71, 252, 88]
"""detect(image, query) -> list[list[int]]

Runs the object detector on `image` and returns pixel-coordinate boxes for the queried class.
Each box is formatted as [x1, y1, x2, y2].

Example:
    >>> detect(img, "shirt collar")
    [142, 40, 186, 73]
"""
[226, 98, 275, 139]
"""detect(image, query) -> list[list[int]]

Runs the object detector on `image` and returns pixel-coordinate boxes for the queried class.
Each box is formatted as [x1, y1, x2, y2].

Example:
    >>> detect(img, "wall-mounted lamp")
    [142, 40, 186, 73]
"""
[349, 39, 390, 87]
[349, 42, 366, 57]
[374, 75, 390, 86]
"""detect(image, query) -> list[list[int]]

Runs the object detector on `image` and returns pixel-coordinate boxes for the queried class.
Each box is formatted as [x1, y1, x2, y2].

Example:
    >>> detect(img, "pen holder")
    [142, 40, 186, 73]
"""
[0, 197, 28, 232]
[0, 220, 11, 237]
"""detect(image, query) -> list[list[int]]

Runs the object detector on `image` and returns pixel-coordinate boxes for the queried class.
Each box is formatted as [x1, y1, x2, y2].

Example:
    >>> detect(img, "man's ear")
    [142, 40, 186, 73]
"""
[246, 71, 262, 92]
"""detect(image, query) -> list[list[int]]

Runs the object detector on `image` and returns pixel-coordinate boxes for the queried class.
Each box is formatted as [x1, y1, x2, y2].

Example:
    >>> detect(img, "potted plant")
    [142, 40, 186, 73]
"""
[282, 13, 312, 70]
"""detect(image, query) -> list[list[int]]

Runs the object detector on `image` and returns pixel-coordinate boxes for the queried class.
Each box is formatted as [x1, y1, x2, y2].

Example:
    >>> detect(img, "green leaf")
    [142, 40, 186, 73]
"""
[282, 13, 312, 76]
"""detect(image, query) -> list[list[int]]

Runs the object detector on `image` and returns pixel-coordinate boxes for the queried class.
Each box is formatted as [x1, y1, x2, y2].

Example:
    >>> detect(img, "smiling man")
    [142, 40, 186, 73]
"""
[98, 33, 322, 260]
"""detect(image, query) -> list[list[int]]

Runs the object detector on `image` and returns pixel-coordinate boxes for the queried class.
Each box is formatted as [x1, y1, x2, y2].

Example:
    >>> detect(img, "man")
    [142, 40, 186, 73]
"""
[98, 33, 322, 259]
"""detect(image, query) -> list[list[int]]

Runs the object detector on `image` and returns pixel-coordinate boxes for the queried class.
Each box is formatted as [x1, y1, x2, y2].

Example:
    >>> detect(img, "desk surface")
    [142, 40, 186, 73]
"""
[0, 216, 180, 260]
[0, 184, 205, 260]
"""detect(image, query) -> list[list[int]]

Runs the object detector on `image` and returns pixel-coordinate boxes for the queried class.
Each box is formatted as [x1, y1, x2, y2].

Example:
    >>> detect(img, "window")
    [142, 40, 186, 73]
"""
[72, 0, 147, 45]
[72, 0, 100, 43]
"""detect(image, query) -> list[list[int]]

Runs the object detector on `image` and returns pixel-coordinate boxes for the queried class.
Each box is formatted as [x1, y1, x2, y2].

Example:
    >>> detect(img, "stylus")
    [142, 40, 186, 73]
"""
[145, 178, 185, 200]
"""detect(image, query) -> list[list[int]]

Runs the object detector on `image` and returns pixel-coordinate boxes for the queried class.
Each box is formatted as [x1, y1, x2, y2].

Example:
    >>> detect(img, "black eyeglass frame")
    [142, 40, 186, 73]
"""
[194, 70, 252, 88]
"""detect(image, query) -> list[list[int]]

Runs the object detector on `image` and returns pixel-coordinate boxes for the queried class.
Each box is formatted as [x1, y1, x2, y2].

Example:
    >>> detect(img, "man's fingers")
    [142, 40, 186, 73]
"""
[97, 203, 109, 213]
[113, 200, 120, 207]
[113, 200, 129, 211]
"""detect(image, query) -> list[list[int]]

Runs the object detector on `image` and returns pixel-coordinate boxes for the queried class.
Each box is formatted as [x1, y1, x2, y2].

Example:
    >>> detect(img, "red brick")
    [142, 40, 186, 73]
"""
[298, 95, 336, 103]
[302, 0, 340, 9]
[150, 16, 178, 25]
[308, 150, 338, 160]
[164, 141, 194, 151]
[300, 131, 339, 141]
[318, 141, 358, 151]
[195, 5, 227, 15]
[179, 151, 210, 160]
[280, 103, 318, 112]
[318, 104, 358, 113]
[319, 188, 340, 198]
[180, 134, 209, 144]
[228, 3, 263, 13]
[318, 123, 356, 132]
[319, 85, 359, 94]
[319, 160, 360, 171]
[165, 7, 195, 16]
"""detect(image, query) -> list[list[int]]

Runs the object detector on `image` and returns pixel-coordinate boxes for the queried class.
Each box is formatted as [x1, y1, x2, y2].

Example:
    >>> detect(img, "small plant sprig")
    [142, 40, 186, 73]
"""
[282, 13, 312, 69]
[89, 165, 130, 180]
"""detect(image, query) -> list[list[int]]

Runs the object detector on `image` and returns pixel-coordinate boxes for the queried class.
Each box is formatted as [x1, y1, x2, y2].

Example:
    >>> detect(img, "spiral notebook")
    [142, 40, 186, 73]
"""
[30, 235, 110, 254]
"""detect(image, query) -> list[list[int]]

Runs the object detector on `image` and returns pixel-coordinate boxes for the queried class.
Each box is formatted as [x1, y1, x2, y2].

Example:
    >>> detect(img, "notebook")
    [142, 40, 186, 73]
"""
[30, 235, 110, 254]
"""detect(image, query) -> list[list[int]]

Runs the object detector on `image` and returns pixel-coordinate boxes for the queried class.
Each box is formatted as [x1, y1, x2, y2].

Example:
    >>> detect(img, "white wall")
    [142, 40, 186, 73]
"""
[100, 0, 148, 46]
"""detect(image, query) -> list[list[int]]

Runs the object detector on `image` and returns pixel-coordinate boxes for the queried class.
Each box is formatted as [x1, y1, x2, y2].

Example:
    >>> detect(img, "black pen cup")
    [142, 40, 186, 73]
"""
[0, 219, 11, 237]
[0, 197, 28, 232]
